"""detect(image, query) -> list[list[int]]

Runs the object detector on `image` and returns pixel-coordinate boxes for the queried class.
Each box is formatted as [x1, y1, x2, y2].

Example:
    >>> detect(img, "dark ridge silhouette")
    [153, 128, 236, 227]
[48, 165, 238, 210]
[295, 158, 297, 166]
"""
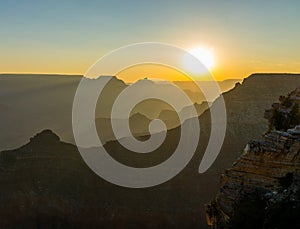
[0, 129, 207, 228]
[0, 73, 300, 228]
[0, 74, 239, 151]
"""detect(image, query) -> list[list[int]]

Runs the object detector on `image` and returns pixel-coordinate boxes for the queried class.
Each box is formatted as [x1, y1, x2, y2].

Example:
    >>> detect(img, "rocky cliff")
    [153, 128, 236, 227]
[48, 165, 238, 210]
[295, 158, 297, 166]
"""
[206, 87, 300, 229]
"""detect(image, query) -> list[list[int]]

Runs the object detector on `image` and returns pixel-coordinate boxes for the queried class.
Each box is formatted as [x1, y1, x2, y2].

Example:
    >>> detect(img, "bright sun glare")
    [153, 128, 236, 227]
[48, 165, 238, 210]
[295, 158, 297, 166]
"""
[188, 47, 215, 70]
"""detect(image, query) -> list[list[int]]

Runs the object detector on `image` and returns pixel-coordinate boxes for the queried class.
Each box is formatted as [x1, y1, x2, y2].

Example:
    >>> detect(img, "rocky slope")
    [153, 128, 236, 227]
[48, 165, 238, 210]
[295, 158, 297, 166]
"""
[0, 130, 212, 228]
[206, 87, 300, 229]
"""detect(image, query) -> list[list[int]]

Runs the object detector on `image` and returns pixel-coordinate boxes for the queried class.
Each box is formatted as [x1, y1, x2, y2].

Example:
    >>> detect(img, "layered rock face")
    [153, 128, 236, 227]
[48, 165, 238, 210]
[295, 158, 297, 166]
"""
[206, 87, 300, 229]
[206, 131, 300, 228]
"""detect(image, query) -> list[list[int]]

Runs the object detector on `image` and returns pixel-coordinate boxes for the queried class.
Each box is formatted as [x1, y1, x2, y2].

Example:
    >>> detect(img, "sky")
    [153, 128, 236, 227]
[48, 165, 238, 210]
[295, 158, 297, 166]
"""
[1, 0, 300, 81]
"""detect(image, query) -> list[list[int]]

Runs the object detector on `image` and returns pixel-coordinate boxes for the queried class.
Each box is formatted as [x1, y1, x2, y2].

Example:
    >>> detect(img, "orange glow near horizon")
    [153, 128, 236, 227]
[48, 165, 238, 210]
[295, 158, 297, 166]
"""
[116, 63, 220, 83]
[1, 51, 299, 83]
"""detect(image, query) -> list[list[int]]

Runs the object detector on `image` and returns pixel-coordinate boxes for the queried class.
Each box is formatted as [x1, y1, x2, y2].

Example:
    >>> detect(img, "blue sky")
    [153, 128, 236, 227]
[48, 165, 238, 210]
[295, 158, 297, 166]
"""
[1, 0, 300, 79]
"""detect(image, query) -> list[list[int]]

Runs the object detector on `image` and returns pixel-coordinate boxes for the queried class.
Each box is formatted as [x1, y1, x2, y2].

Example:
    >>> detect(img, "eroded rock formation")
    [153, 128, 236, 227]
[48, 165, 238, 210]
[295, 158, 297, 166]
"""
[206, 87, 300, 229]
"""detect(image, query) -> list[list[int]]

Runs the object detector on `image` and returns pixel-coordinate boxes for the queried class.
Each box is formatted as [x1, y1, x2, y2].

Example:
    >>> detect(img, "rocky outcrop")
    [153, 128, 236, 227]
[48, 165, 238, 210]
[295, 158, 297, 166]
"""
[206, 130, 300, 228]
[206, 87, 300, 229]
[265, 86, 300, 131]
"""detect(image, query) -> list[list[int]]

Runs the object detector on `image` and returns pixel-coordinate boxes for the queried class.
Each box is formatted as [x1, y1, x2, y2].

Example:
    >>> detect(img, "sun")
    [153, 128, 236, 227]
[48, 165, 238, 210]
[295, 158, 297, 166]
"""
[182, 46, 215, 76]
[188, 47, 215, 70]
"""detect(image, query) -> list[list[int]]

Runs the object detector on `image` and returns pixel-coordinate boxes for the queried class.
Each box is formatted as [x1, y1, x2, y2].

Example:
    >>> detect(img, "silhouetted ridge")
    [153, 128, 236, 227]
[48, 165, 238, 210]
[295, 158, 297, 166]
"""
[29, 129, 60, 144]
[97, 75, 127, 85]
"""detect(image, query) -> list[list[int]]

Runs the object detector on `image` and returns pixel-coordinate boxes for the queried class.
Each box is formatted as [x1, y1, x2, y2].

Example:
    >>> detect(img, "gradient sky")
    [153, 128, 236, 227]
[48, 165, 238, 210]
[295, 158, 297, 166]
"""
[1, 0, 300, 81]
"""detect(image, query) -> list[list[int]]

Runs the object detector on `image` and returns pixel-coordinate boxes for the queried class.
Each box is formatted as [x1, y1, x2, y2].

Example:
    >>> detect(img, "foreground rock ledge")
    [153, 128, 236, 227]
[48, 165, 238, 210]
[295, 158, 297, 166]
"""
[206, 129, 300, 228]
